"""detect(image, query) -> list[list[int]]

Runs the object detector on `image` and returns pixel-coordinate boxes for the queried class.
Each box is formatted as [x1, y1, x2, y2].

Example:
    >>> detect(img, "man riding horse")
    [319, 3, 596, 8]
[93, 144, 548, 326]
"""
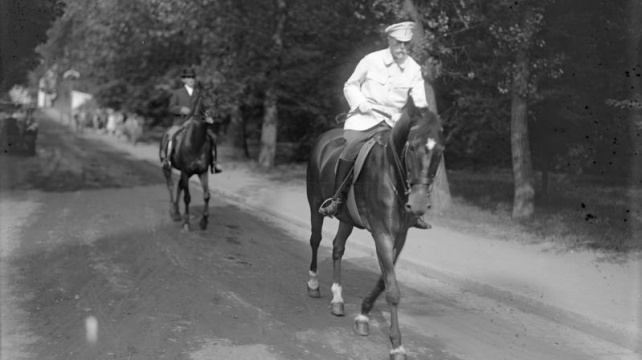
[319, 21, 432, 229]
[160, 68, 222, 174]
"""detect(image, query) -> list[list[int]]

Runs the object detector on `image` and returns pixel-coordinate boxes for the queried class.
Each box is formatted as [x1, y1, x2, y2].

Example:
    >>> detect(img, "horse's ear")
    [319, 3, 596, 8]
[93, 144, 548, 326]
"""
[404, 96, 421, 118]
[405, 94, 416, 110]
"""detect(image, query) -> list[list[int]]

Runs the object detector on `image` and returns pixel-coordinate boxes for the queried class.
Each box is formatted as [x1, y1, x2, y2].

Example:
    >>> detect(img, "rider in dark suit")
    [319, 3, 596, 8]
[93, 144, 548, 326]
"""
[160, 68, 222, 173]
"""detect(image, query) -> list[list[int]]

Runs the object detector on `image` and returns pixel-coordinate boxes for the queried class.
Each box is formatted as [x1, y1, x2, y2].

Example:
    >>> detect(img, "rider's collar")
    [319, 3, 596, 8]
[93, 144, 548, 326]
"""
[384, 50, 406, 70]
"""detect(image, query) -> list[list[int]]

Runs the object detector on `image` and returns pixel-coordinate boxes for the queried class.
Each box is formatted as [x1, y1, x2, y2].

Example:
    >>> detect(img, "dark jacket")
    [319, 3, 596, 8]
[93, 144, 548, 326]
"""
[169, 85, 204, 126]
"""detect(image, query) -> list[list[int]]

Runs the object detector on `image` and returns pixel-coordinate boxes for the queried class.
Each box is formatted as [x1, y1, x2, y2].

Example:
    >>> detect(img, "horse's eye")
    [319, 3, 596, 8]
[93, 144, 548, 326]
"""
[426, 138, 436, 150]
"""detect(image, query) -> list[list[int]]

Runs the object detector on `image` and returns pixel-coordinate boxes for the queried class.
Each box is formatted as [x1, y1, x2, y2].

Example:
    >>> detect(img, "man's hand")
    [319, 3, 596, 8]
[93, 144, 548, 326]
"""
[358, 102, 372, 114]
[180, 106, 191, 115]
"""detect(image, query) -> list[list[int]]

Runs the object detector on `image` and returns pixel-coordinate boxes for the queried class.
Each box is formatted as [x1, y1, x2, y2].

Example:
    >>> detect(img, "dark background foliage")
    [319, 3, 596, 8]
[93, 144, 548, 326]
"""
[0, 0, 636, 177]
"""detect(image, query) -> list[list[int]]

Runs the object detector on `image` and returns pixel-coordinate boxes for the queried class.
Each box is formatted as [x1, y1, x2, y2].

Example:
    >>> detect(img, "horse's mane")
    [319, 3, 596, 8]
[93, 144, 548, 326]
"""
[388, 99, 442, 146]
[409, 108, 442, 143]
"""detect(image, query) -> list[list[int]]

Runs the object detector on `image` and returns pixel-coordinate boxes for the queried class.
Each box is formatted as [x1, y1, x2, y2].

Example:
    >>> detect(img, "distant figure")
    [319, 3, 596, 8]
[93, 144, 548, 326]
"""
[106, 109, 118, 135]
[160, 68, 221, 173]
[122, 113, 144, 145]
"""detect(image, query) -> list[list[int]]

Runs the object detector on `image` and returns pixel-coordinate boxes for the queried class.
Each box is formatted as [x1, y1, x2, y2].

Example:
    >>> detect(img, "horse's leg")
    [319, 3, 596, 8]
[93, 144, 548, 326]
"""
[198, 172, 210, 230]
[180, 173, 191, 232]
[354, 276, 385, 336]
[330, 221, 353, 316]
[175, 173, 184, 222]
[164, 167, 181, 221]
[357, 240, 406, 327]
[355, 231, 408, 360]
[307, 209, 324, 298]
[387, 231, 409, 360]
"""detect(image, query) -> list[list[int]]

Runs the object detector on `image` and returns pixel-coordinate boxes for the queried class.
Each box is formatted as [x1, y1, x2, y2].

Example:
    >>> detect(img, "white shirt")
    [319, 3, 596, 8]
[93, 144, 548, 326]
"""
[343, 48, 428, 130]
[185, 85, 194, 96]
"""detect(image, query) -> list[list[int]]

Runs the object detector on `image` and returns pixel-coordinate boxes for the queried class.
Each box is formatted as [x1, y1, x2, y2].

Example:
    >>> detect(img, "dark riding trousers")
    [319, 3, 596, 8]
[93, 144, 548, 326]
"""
[339, 122, 391, 161]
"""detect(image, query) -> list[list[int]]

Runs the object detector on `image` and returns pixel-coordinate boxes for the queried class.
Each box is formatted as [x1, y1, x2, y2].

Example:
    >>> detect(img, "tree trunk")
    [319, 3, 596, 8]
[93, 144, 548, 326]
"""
[258, 0, 287, 168]
[226, 103, 249, 158]
[511, 51, 535, 219]
[404, 0, 452, 211]
[0, 0, 8, 89]
[627, 0, 642, 245]
[541, 169, 549, 197]
[259, 87, 278, 167]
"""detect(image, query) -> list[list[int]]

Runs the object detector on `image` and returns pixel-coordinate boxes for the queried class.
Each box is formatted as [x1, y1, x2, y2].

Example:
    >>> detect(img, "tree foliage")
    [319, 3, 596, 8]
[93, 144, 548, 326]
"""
[0, 0, 63, 92]
[22, 0, 631, 180]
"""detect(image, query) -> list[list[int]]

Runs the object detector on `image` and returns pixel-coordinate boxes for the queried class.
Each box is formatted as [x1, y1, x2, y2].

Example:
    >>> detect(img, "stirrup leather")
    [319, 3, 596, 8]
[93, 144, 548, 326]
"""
[319, 160, 354, 218]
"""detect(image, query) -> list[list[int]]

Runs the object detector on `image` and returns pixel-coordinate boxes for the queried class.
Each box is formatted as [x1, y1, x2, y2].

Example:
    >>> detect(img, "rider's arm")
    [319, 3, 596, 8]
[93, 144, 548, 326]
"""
[408, 69, 429, 110]
[169, 90, 185, 116]
[343, 58, 370, 112]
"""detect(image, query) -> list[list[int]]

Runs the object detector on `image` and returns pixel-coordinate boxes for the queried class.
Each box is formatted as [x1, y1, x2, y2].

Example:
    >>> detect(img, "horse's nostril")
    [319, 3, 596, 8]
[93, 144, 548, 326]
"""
[404, 203, 412, 212]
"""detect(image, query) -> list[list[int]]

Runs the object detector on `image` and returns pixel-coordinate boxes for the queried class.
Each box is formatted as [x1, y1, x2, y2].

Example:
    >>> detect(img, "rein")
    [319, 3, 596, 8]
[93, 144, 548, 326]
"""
[388, 135, 410, 195]
[335, 108, 392, 124]
[387, 130, 437, 198]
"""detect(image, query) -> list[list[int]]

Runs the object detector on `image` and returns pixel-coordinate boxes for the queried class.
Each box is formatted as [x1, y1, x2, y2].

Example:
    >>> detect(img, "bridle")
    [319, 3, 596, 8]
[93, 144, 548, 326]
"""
[340, 104, 440, 197]
[387, 129, 438, 197]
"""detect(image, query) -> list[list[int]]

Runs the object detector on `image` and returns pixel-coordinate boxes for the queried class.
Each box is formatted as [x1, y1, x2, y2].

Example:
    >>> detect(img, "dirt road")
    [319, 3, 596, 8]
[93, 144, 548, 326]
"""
[1, 118, 638, 360]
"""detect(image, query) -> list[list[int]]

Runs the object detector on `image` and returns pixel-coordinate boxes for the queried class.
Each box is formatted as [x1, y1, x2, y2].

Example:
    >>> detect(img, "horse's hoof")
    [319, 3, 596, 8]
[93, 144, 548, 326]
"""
[390, 352, 407, 360]
[307, 284, 320, 298]
[353, 316, 369, 336]
[331, 302, 345, 316]
[182, 223, 190, 232]
[390, 347, 407, 360]
[199, 218, 208, 230]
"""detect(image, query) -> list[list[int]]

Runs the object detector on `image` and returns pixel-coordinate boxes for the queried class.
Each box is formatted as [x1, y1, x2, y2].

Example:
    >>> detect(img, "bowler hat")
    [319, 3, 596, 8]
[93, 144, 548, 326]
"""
[180, 68, 196, 78]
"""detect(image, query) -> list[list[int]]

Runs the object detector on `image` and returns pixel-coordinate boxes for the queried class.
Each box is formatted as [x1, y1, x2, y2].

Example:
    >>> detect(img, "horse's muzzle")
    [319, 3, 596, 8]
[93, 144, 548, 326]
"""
[404, 185, 431, 215]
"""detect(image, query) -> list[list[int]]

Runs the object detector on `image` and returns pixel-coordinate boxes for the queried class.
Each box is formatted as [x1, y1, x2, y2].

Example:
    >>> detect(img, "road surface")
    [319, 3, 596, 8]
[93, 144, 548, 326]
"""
[1, 117, 637, 360]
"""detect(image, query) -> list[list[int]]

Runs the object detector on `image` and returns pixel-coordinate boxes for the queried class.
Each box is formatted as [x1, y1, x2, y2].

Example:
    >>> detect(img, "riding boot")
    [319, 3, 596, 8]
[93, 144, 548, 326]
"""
[207, 134, 222, 174]
[163, 139, 173, 170]
[319, 159, 354, 217]
[160, 133, 171, 169]
[413, 216, 432, 230]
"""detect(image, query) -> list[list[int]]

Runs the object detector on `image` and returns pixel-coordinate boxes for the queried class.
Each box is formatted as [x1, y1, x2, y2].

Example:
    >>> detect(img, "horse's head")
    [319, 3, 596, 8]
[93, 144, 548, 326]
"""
[394, 103, 444, 216]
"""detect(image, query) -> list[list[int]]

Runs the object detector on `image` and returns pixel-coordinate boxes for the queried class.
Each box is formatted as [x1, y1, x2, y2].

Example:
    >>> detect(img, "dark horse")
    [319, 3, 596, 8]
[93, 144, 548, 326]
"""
[160, 115, 215, 231]
[306, 101, 444, 360]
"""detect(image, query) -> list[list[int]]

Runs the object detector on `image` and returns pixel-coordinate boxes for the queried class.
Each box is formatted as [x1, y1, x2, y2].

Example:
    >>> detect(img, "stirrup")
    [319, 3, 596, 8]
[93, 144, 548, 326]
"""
[319, 197, 340, 217]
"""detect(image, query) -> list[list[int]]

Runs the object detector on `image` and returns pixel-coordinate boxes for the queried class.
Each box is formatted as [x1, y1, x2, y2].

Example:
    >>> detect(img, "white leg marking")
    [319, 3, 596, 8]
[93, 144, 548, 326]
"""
[390, 346, 406, 355]
[355, 314, 369, 323]
[330, 283, 343, 304]
[307, 270, 319, 290]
